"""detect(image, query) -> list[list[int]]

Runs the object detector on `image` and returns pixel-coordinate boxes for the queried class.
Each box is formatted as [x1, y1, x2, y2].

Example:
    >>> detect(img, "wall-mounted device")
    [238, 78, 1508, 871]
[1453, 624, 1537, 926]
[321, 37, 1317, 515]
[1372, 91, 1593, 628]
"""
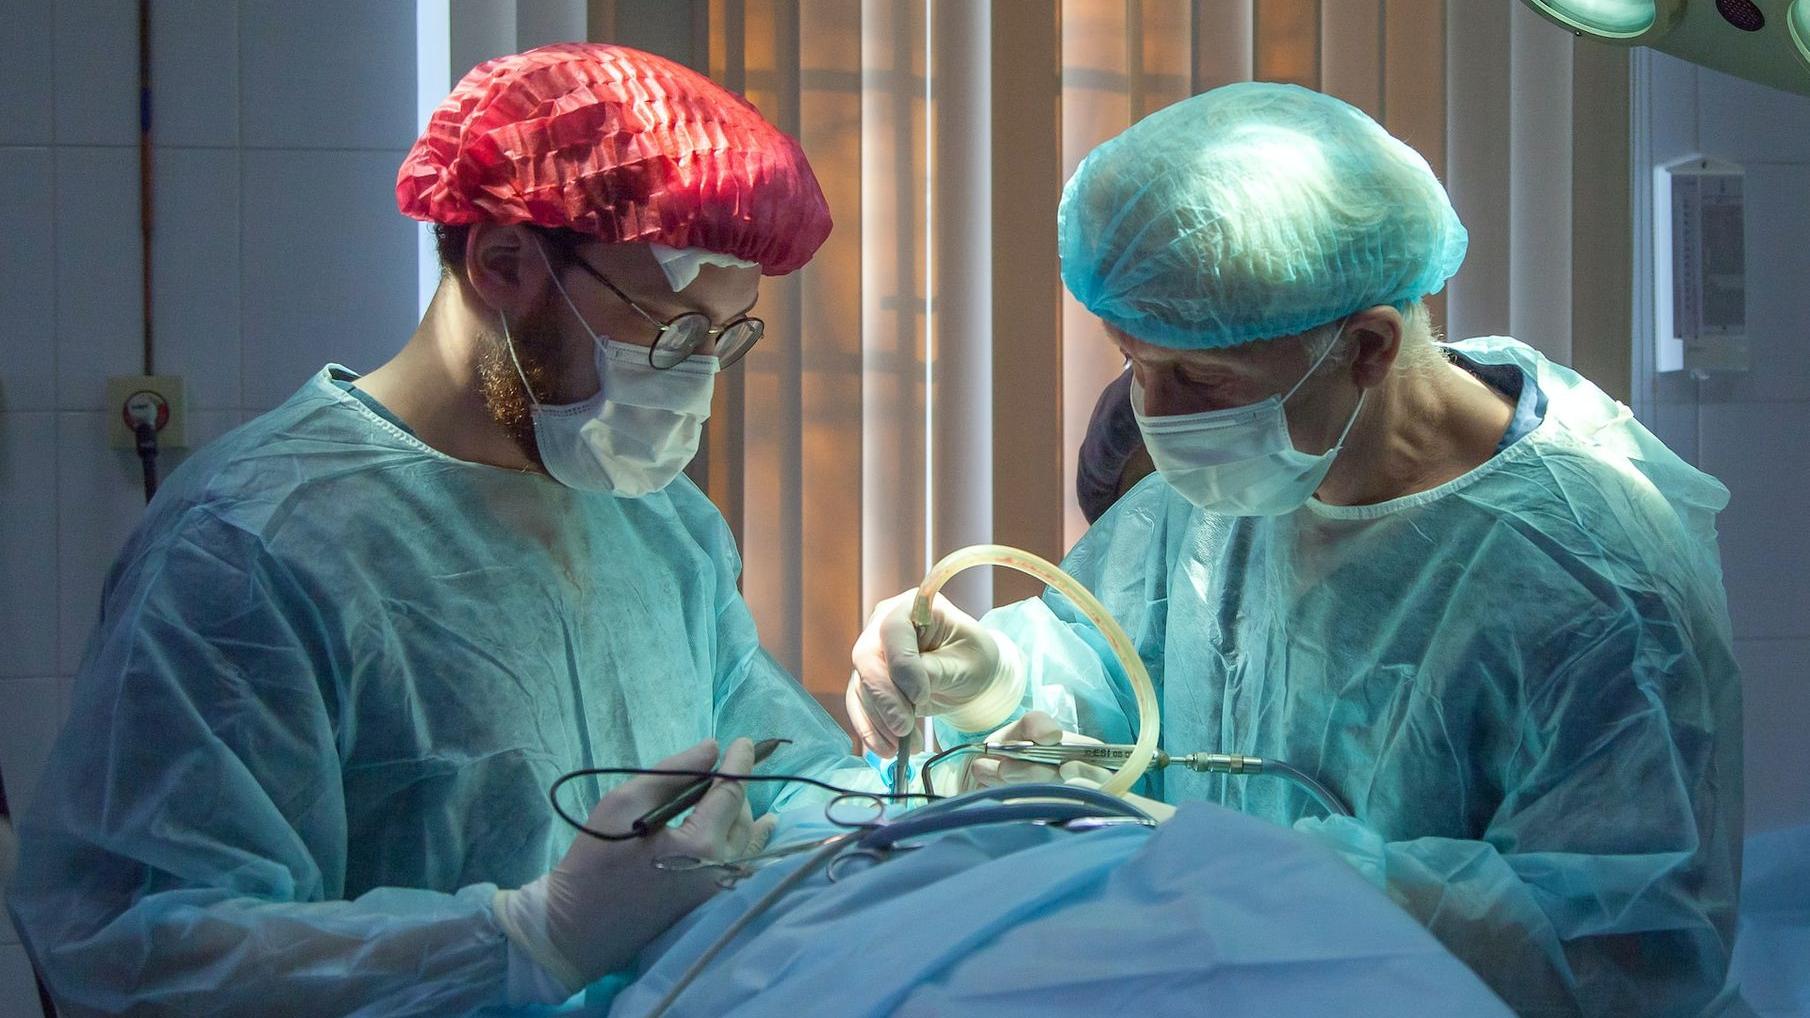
[1652, 156, 1747, 373]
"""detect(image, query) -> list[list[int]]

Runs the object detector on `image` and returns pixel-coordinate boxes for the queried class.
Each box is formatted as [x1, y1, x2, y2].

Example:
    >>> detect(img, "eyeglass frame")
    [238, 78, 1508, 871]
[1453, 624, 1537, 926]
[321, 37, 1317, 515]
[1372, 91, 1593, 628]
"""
[559, 250, 765, 370]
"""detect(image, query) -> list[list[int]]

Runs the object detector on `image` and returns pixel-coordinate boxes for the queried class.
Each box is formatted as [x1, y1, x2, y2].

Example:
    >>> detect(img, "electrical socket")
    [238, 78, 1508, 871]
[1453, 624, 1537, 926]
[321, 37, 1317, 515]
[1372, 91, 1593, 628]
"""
[107, 375, 187, 450]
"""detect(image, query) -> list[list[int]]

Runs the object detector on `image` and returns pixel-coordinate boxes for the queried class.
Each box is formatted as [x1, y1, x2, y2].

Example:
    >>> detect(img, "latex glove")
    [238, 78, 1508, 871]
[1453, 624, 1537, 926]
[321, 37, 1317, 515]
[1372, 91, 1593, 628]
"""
[964, 710, 1104, 791]
[846, 590, 1025, 756]
[494, 739, 775, 995]
[1056, 759, 1178, 823]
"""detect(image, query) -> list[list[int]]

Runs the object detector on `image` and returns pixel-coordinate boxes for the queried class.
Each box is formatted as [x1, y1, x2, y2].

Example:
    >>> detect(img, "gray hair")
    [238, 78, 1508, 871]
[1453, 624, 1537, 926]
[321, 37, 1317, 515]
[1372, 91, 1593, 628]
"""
[1303, 300, 1440, 372]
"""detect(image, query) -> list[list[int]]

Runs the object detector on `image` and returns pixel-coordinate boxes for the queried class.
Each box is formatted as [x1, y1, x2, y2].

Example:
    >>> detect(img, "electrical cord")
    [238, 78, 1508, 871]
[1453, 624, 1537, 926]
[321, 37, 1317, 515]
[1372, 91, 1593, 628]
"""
[133, 421, 159, 502]
[549, 766, 933, 842]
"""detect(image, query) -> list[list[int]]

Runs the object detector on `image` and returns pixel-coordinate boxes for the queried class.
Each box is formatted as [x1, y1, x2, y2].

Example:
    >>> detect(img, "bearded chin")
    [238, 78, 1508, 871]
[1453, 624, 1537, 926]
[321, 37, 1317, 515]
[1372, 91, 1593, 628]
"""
[477, 309, 565, 468]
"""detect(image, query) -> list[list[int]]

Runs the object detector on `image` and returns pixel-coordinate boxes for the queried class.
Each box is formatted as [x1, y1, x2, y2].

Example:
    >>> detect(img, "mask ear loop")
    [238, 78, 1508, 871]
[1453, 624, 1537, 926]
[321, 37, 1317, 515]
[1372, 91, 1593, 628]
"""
[1303, 315, 1367, 452]
[1275, 314, 1366, 455]
[1281, 314, 1355, 404]
[534, 239, 604, 346]
[498, 309, 542, 409]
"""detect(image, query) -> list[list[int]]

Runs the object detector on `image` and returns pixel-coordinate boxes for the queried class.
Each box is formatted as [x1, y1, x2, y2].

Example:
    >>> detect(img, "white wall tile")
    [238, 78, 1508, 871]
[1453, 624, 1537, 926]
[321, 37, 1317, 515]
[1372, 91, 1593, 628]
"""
[241, 1, 417, 150]
[53, 147, 142, 412]
[1645, 398, 1698, 465]
[52, 0, 139, 146]
[1736, 639, 1810, 835]
[241, 149, 417, 409]
[55, 410, 242, 675]
[0, 414, 58, 679]
[1688, 162, 1810, 407]
[150, 0, 239, 148]
[1651, 367, 1701, 405]
[1698, 401, 1810, 643]
[152, 148, 240, 411]
[0, 942, 46, 1018]
[0, 678, 67, 827]
[54, 413, 143, 675]
[1644, 51, 1697, 164]
[0, 1, 54, 145]
[0, 149, 56, 413]
[1735, 162, 1810, 375]
[1698, 66, 1810, 165]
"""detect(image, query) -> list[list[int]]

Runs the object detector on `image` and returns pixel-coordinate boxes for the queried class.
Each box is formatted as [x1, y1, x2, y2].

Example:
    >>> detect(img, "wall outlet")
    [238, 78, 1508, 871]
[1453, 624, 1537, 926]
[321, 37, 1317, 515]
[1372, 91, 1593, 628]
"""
[107, 375, 187, 450]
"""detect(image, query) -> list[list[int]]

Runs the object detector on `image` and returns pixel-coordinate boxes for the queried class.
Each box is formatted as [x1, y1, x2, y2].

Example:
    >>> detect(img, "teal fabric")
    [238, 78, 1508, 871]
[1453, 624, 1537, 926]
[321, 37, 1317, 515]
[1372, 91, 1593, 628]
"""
[7, 365, 868, 1016]
[333, 370, 415, 436]
[1057, 82, 1468, 350]
[1447, 348, 1546, 453]
[947, 337, 1744, 1016]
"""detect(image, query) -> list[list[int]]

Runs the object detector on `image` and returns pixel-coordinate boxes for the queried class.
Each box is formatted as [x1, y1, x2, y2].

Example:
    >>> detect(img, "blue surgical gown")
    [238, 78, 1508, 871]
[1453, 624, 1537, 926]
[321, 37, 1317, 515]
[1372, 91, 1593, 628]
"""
[7, 366, 867, 1016]
[945, 337, 1745, 1016]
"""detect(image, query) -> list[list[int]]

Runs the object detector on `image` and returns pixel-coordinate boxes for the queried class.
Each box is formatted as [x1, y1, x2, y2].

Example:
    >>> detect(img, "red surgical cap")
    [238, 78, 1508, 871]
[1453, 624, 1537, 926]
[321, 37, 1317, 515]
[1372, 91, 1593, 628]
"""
[397, 43, 831, 275]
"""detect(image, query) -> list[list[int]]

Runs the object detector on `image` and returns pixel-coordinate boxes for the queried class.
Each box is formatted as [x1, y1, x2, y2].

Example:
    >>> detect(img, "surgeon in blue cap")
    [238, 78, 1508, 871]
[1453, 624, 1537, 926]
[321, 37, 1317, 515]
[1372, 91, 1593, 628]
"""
[848, 82, 1744, 1015]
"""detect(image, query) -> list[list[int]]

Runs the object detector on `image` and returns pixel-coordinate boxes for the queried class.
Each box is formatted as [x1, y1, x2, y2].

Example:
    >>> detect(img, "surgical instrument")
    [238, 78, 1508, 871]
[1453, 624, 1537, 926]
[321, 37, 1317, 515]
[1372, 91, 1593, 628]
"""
[634, 737, 791, 834]
[930, 740, 1353, 817]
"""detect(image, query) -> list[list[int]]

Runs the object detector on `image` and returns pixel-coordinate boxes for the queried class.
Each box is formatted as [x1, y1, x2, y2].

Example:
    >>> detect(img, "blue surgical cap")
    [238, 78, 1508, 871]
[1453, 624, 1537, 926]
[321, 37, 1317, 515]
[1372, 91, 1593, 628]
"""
[1057, 82, 1468, 350]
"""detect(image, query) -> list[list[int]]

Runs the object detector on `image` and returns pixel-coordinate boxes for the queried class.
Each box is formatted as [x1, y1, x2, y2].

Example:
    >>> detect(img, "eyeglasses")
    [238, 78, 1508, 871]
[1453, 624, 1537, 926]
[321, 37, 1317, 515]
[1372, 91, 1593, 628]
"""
[568, 258, 765, 370]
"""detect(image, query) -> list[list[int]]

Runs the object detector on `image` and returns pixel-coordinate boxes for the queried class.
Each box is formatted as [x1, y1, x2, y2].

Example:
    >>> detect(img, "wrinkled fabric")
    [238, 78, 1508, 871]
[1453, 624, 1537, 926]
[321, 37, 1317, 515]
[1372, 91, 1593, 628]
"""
[397, 43, 831, 276]
[1730, 823, 1810, 1016]
[7, 366, 867, 1017]
[607, 802, 1513, 1017]
[944, 337, 1745, 1016]
[1058, 81, 1467, 349]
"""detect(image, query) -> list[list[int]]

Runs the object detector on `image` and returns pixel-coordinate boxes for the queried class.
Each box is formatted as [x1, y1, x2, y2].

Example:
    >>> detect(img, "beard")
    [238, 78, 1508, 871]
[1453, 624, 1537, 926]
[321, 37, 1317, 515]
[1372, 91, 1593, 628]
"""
[476, 302, 569, 469]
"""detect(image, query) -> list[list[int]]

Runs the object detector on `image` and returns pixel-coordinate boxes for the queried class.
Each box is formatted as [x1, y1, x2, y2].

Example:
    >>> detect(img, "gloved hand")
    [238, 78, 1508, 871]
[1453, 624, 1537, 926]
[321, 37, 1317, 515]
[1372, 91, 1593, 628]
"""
[962, 712, 1175, 821]
[1051, 761, 1178, 824]
[846, 590, 1026, 756]
[964, 710, 1102, 789]
[494, 739, 775, 996]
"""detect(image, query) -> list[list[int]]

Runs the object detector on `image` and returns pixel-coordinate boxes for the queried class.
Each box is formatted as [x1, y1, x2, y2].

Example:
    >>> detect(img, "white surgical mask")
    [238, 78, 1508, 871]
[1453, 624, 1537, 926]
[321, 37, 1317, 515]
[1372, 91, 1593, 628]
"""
[505, 246, 718, 496]
[1133, 322, 1364, 516]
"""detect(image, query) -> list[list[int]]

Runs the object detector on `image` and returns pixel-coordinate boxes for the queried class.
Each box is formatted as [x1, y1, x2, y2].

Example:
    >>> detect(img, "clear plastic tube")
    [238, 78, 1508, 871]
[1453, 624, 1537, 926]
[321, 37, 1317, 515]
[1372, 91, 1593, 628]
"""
[912, 545, 1160, 798]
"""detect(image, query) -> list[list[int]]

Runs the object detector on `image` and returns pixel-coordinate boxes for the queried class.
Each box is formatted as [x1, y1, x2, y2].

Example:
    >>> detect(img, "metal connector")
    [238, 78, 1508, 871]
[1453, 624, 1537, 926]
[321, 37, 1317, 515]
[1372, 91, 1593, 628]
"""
[1180, 753, 1265, 774]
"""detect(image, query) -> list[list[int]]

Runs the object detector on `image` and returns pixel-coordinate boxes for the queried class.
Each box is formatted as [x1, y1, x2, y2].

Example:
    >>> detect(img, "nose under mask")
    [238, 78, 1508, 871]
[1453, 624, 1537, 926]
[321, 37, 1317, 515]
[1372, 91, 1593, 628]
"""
[504, 245, 720, 495]
[1132, 323, 1364, 516]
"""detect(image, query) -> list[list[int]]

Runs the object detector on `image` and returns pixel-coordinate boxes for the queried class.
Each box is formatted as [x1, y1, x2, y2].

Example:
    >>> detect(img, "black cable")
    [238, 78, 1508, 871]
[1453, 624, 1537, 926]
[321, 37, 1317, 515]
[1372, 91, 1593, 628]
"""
[919, 743, 978, 800]
[133, 421, 159, 502]
[549, 766, 934, 842]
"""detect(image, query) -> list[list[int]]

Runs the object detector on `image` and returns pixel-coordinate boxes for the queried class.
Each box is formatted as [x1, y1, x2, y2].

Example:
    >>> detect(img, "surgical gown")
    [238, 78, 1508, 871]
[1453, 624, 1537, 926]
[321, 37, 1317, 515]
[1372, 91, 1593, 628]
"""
[945, 337, 1745, 1016]
[7, 366, 867, 1016]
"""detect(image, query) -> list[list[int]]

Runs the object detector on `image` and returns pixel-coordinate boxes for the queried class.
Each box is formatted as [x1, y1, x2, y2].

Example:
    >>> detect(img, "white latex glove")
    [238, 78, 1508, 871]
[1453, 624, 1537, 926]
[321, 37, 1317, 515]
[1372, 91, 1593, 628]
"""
[963, 710, 1104, 791]
[1055, 760, 1179, 823]
[494, 739, 775, 995]
[846, 590, 1026, 756]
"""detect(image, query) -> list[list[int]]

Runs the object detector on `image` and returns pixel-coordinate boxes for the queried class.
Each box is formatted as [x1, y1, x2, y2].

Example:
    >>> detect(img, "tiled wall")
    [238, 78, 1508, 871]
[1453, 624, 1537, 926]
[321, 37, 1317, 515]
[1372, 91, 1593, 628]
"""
[1638, 54, 1810, 838]
[0, 2, 419, 1012]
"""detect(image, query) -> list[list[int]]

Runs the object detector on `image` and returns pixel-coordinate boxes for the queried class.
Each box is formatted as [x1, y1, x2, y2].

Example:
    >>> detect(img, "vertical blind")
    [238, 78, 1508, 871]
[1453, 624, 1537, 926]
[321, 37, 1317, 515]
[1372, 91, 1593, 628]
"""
[568, 0, 1632, 718]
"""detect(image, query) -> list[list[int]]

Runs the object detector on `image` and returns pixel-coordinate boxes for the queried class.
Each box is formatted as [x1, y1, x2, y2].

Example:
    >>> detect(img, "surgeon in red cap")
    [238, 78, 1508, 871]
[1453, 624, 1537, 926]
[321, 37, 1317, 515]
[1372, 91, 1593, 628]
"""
[9, 44, 868, 1015]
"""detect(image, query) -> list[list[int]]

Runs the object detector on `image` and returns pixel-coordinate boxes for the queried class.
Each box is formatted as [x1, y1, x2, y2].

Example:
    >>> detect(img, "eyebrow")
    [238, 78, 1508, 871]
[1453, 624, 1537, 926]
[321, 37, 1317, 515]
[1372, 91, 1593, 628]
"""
[641, 286, 760, 322]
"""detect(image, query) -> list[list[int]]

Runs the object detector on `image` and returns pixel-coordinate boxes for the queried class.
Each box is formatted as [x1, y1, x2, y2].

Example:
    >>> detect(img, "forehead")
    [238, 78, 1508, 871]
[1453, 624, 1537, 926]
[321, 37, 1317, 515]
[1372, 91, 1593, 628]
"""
[578, 242, 760, 313]
[1107, 325, 1298, 370]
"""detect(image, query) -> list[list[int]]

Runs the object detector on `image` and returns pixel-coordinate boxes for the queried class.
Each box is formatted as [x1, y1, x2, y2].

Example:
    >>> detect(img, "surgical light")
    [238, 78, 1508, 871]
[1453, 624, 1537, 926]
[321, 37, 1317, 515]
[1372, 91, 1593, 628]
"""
[1521, 0, 1810, 95]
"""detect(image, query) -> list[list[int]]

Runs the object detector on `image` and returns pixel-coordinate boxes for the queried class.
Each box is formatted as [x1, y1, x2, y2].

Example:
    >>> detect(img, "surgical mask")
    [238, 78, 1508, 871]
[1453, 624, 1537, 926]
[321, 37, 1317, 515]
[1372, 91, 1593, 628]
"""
[505, 247, 719, 496]
[1132, 323, 1365, 516]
